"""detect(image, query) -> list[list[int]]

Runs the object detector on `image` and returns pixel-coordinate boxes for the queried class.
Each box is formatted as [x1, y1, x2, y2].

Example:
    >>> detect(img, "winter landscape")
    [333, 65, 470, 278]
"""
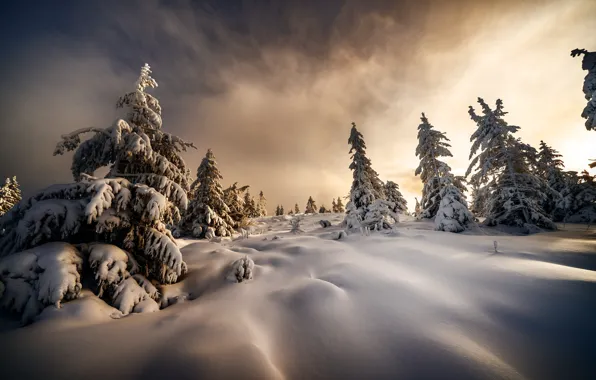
[0, 1, 595, 380]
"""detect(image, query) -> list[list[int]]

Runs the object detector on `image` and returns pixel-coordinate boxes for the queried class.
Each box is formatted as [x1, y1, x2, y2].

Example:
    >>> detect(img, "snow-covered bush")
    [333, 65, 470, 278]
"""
[226, 256, 255, 283]
[435, 175, 475, 233]
[289, 215, 304, 234]
[0, 176, 21, 217]
[0, 64, 192, 323]
[361, 199, 399, 231]
[179, 149, 235, 238]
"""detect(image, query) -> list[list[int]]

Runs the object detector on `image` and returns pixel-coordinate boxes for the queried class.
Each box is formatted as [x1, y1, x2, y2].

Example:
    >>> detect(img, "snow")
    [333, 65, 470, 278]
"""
[0, 242, 83, 324]
[88, 243, 134, 297]
[0, 214, 595, 379]
[112, 277, 159, 315]
[226, 256, 255, 283]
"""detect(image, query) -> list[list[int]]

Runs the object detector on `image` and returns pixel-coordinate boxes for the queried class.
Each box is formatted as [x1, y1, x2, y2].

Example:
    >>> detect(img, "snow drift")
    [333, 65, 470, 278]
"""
[0, 214, 594, 380]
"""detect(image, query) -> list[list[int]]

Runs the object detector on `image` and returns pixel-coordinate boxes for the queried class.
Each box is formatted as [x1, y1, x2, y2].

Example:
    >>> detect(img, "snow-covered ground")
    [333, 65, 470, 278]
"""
[1, 214, 595, 380]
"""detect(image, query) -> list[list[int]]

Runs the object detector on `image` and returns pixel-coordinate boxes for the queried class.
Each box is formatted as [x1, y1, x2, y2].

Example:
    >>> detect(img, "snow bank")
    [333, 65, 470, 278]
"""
[0, 214, 594, 380]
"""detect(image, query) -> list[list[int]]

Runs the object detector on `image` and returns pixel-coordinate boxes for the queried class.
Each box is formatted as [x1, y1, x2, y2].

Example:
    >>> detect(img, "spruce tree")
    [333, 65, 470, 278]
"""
[223, 183, 250, 227]
[344, 122, 386, 229]
[280, 205, 285, 215]
[305, 196, 317, 214]
[435, 171, 475, 233]
[294, 203, 300, 214]
[571, 49, 596, 131]
[384, 181, 408, 214]
[256, 191, 267, 217]
[556, 170, 596, 223]
[467, 98, 555, 231]
[469, 183, 491, 218]
[0, 64, 193, 322]
[414, 113, 453, 219]
[181, 149, 235, 238]
[536, 141, 566, 218]
[0, 177, 22, 216]
[331, 199, 337, 213]
[319, 205, 328, 213]
[243, 190, 257, 218]
[537, 141, 565, 177]
[336, 196, 345, 213]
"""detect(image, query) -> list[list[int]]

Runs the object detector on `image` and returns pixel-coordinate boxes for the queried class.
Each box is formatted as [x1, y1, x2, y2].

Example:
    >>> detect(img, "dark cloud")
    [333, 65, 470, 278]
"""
[1, 0, 595, 213]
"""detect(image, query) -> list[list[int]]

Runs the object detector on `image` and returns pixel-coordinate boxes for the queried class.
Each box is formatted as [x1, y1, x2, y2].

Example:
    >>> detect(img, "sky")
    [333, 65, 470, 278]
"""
[0, 0, 595, 213]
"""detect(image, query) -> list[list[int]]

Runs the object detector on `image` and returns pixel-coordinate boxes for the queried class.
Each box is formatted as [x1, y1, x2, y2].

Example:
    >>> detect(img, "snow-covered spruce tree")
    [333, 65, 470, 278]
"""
[223, 183, 250, 228]
[294, 203, 300, 214]
[180, 149, 235, 238]
[384, 180, 408, 214]
[280, 205, 285, 215]
[305, 196, 317, 214]
[469, 183, 491, 218]
[414, 113, 453, 219]
[0, 176, 21, 216]
[0, 64, 194, 323]
[571, 49, 596, 131]
[536, 140, 567, 219]
[256, 191, 267, 217]
[556, 170, 596, 224]
[344, 122, 387, 229]
[467, 98, 555, 231]
[331, 199, 337, 213]
[336, 196, 345, 213]
[369, 171, 386, 201]
[435, 172, 475, 233]
[243, 190, 258, 218]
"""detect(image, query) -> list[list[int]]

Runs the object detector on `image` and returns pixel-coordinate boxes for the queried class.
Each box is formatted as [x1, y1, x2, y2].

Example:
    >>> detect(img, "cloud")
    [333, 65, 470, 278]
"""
[0, 0, 595, 213]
